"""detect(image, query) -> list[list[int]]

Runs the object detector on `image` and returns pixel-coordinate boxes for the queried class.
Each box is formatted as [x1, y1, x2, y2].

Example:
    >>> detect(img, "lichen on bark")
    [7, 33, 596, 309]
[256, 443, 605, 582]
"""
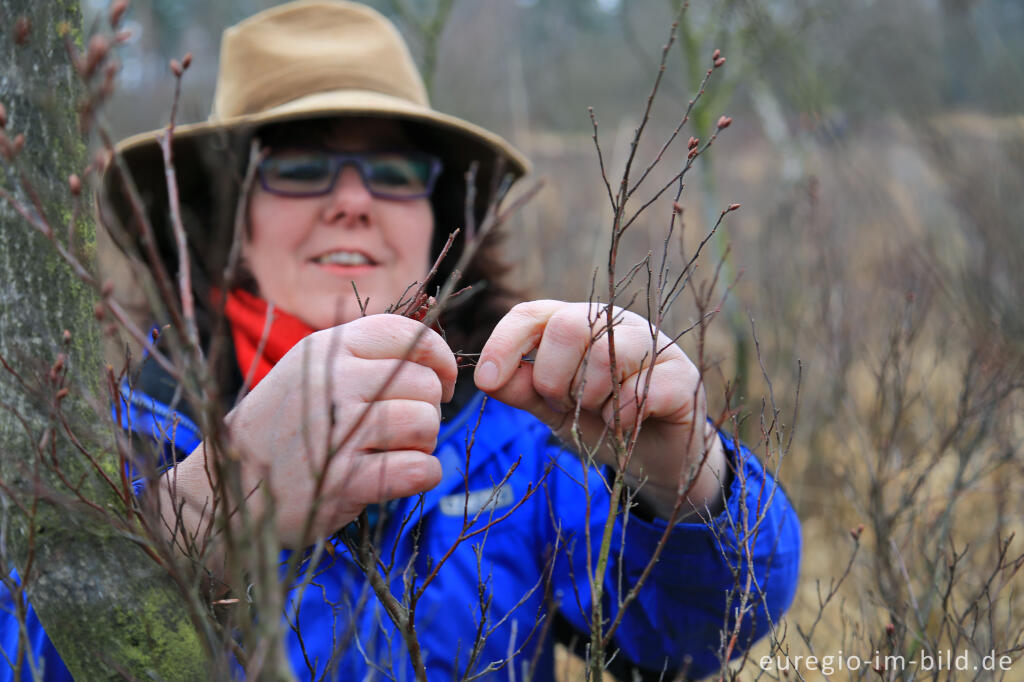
[0, 1, 207, 679]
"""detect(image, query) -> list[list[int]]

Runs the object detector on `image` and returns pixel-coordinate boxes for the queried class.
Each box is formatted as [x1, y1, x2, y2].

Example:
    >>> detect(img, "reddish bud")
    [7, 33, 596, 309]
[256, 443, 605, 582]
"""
[62, 329, 72, 344]
[0, 103, 6, 129]
[101, 279, 114, 297]
[712, 48, 721, 61]
[69, 174, 82, 196]
[169, 59, 182, 77]
[885, 622, 896, 636]
[687, 135, 699, 149]
[12, 133, 24, 156]
[83, 35, 110, 79]
[93, 148, 113, 172]
[49, 354, 66, 383]
[109, 0, 129, 29]
[14, 17, 30, 45]
[407, 293, 434, 322]
[727, 203, 741, 212]
[115, 29, 133, 43]
[717, 115, 732, 130]
[714, 57, 726, 68]
[850, 523, 864, 541]
[181, 52, 193, 70]
[672, 201, 683, 215]
[687, 147, 698, 160]
[55, 387, 70, 402]
[94, 302, 106, 321]
[101, 60, 119, 99]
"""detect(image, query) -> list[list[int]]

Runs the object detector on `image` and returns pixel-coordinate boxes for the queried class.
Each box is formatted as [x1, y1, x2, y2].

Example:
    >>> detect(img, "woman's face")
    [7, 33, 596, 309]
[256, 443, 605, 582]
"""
[243, 119, 435, 330]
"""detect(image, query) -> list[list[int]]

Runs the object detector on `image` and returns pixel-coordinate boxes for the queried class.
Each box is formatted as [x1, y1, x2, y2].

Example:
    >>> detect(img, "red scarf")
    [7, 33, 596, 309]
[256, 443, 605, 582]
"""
[223, 289, 316, 389]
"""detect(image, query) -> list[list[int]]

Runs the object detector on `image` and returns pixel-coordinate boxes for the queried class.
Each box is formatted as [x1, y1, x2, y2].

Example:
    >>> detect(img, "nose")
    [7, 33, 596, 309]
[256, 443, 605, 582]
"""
[322, 164, 373, 226]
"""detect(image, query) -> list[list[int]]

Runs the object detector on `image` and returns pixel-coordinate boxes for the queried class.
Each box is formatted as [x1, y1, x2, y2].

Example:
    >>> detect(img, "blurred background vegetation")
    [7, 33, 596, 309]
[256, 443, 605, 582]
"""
[91, 0, 1024, 678]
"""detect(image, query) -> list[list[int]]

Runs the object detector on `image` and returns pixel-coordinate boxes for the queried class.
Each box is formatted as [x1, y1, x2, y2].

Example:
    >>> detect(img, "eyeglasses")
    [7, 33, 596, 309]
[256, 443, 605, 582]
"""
[257, 149, 443, 200]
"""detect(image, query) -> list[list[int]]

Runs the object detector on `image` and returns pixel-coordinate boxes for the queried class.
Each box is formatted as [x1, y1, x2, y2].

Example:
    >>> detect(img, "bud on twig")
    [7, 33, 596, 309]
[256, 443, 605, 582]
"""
[49, 354, 66, 383]
[55, 387, 70, 402]
[714, 57, 726, 68]
[407, 293, 434, 322]
[170, 59, 182, 77]
[68, 174, 82, 196]
[717, 115, 732, 130]
[14, 17, 30, 45]
[850, 523, 864, 541]
[687, 147, 698, 160]
[63, 330, 72, 344]
[885, 622, 896, 636]
[82, 35, 111, 79]
[182, 52, 193, 70]
[672, 201, 683, 215]
[0, 103, 6, 129]
[94, 302, 106, 321]
[712, 48, 721, 61]
[94, 149, 112, 172]
[101, 279, 114, 298]
[687, 136, 699, 150]
[101, 60, 119, 99]
[109, 0, 129, 29]
[726, 203, 741, 212]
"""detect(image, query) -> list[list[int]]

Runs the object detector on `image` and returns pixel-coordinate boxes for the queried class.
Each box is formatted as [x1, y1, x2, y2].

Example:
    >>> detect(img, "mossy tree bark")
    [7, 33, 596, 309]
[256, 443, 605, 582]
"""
[0, 1, 207, 679]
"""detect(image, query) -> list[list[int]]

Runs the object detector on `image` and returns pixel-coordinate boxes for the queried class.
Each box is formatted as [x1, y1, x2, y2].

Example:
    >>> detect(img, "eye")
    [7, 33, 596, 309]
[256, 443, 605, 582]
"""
[364, 153, 428, 193]
[370, 165, 412, 187]
[266, 153, 331, 182]
[367, 158, 424, 188]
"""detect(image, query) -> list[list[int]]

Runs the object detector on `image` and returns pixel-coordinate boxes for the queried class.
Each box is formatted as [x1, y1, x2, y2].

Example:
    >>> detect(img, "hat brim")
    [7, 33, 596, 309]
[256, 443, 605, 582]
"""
[100, 89, 531, 285]
[113, 88, 531, 176]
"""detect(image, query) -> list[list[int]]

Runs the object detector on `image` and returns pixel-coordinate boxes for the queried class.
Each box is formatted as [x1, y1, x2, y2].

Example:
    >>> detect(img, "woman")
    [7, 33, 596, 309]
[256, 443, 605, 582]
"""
[1, 1, 800, 679]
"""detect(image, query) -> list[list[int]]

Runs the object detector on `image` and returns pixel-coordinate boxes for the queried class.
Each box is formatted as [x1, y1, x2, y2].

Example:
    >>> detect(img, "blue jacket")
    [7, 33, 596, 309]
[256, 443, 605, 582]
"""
[2, 380, 801, 680]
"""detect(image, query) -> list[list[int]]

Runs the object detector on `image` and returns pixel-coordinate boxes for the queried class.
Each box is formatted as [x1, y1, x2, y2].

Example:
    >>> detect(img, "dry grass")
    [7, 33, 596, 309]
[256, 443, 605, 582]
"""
[504, 112, 1024, 680]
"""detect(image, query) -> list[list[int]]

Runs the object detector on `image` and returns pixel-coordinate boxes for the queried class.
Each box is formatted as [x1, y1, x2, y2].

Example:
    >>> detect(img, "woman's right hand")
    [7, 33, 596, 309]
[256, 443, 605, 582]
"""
[161, 314, 457, 549]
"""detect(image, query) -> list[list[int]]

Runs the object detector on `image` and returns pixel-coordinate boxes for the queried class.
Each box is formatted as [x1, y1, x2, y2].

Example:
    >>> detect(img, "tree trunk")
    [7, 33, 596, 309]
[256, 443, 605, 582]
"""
[0, 1, 206, 679]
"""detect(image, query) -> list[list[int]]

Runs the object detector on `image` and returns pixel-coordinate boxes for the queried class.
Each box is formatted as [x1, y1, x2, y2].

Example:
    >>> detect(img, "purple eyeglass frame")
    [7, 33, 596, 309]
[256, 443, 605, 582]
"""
[257, 149, 443, 200]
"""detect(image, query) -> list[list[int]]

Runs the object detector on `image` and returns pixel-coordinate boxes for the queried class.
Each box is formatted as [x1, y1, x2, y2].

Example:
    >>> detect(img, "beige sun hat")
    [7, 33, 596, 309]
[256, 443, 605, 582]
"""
[101, 0, 530, 279]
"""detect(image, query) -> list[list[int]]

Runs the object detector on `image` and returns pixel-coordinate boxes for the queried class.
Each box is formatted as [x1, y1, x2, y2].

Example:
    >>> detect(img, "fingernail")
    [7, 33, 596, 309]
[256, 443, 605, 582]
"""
[475, 360, 498, 388]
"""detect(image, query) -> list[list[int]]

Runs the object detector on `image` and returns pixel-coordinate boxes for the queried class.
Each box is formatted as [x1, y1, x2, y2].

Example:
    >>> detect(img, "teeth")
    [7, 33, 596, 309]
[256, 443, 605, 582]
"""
[316, 251, 371, 266]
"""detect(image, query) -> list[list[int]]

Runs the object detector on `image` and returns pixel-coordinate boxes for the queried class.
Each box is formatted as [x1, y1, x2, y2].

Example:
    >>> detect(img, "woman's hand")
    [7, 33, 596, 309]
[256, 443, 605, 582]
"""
[163, 314, 457, 549]
[473, 300, 726, 521]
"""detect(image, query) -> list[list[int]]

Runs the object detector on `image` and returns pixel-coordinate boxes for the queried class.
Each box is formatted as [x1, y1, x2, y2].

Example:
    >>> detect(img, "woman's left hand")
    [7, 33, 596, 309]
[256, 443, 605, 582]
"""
[474, 300, 726, 521]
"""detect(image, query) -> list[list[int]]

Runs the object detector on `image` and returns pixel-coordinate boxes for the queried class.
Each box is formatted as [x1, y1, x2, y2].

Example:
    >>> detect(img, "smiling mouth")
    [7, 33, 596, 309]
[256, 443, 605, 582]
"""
[312, 250, 376, 267]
